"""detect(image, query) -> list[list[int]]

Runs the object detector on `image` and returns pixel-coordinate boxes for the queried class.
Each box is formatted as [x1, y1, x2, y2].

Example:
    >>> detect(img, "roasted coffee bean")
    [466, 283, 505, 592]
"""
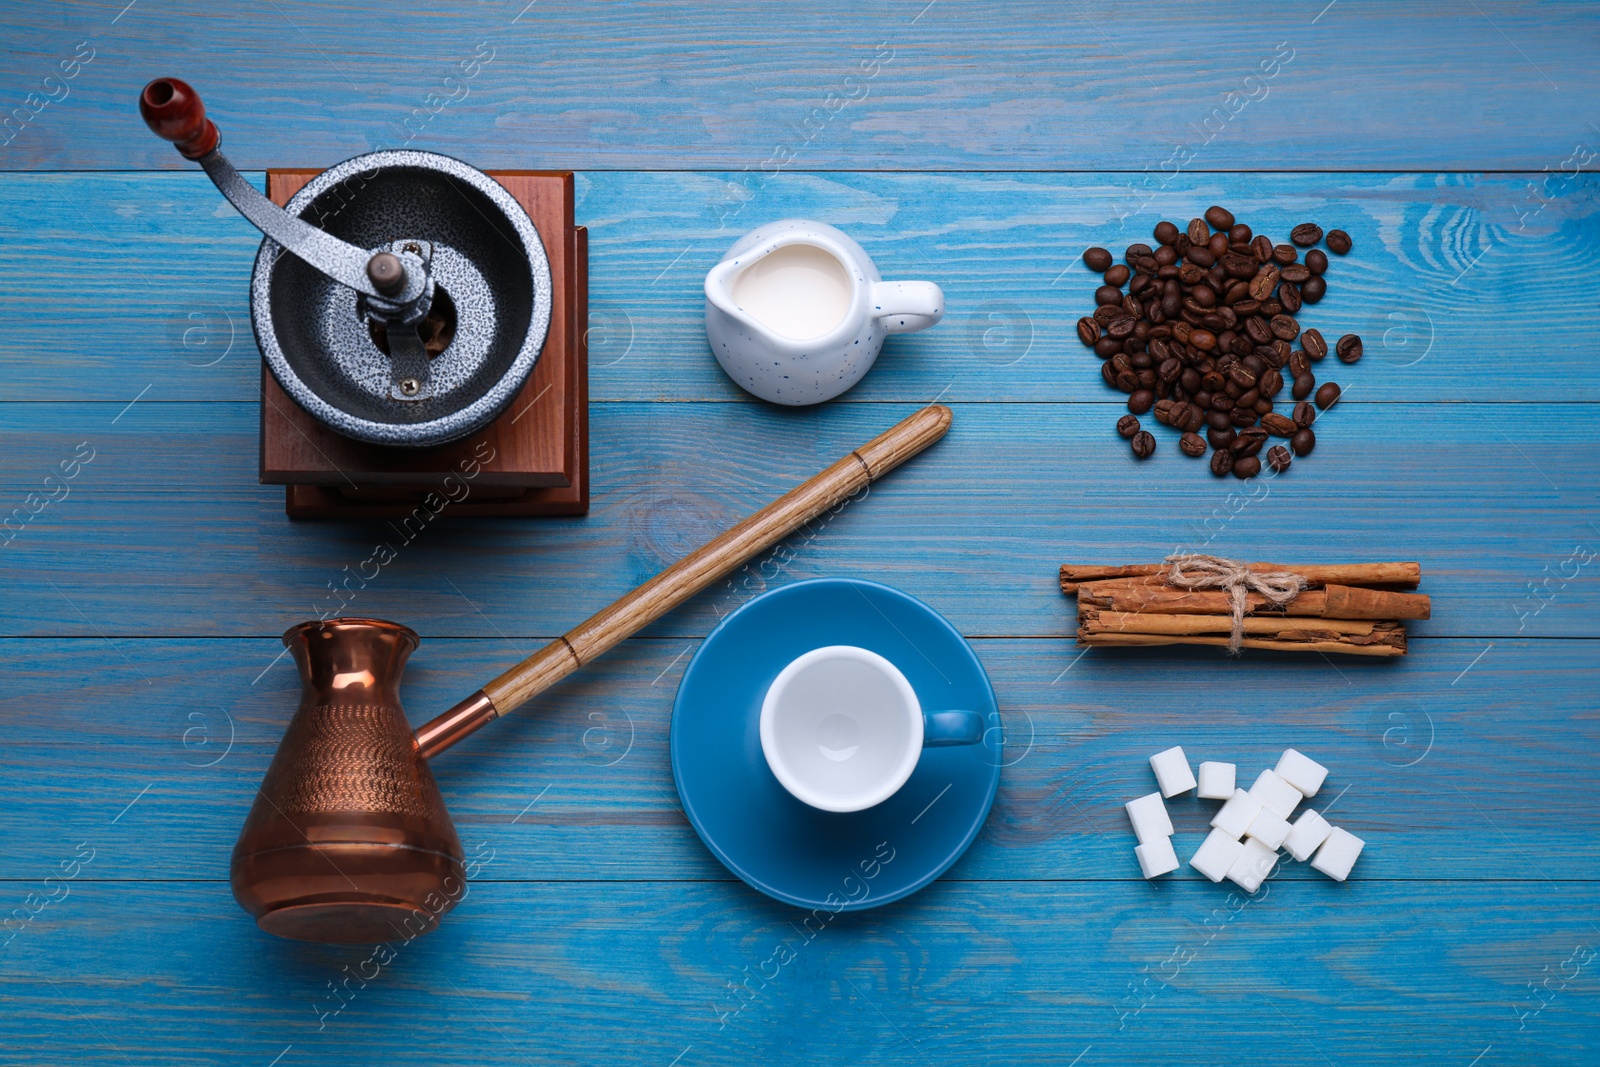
[1185, 246, 1216, 269]
[1238, 387, 1260, 408]
[1125, 243, 1153, 263]
[1130, 349, 1152, 370]
[1231, 298, 1261, 319]
[1128, 389, 1154, 414]
[1270, 314, 1300, 341]
[1200, 370, 1226, 393]
[1336, 333, 1363, 364]
[1293, 401, 1317, 427]
[1101, 361, 1119, 389]
[1093, 303, 1121, 326]
[1211, 393, 1234, 411]
[1279, 264, 1311, 284]
[1207, 425, 1236, 450]
[1136, 368, 1157, 389]
[1153, 220, 1180, 245]
[1191, 329, 1219, 352]
[1107, 315, 1138, 339]
[1130, 273, 1152, 296]
[1104, 264, 1131, 287]
[1227, 364, 1257, 389]
[1266, 444, 1292, 473]
[1223, 253, 1258, 279]
[1326, 229, 1353, 254]
[1208, 410, 1232, 431]
[1095, 337, 1121, 358]
[1077, 317, 1102, 347]
[1253, 397, 1274, 416]
[1131, 430, 1156, 459]
[1117, 414, 1141, 438]
[1291, 373, 1315, 400]
[1272, 243, 1298, 265]
[1305, 248, 1328, 275]
[1260, 298, 1284, 317]
[1181, 404, 1206, 432]
[1291, 427, 1316, 455]
[1288, 349, 1310, 378]
[1116, 369, 1140, 392]
[1315, 381, 1341, 409]
[1095, 285, 1123, 306]
[1186, 217, 1210, 245]
[1204, 205, 1235, 230]
[1245, 316, 1273, 345]
[1229, 408, 1258, 428]
[1278, 283, 1301, 314]
[1300, 275, 1327, 303]
[1181, 368, 1202, 393]
[1179, 432, 1207, 457]
[1259, 369, 1284, 397]
[1154, 244, 1178, 267]
[1234, 428, 1268, 458]
[1135, 255, 1159, 274]
[1123, 293, 1141, 317]
[1261, 412, 1298, 437]
[1302, 328, 1328, 361]
[1249, 265, 1280, 301]
[1233, 454, 1261, 479]
[1290, 222, 1323, 247]
[1251, 234, 1274, 263]
[1084, 247, 1114, 271]
[1224, 281, 1252, 305]
[1210, 448, 1234, 476]
[1272, 338, 1293, 364]
[1228, 223, 1252, 245]
[1190, 286, 1217, 308]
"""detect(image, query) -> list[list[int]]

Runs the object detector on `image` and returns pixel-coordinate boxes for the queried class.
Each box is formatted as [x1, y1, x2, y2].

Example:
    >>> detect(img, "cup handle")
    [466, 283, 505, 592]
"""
[871, 281, 945, 335]
[922, 709, 985, 747]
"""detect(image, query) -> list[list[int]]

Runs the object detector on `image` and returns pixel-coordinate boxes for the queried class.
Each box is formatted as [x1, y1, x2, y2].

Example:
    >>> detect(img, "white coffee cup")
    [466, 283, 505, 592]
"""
[759, 645, 984, 813]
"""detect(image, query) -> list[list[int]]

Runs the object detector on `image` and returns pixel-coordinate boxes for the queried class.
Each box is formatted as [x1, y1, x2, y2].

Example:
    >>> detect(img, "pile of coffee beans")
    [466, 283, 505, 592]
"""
[1077, 206, 1360, 478]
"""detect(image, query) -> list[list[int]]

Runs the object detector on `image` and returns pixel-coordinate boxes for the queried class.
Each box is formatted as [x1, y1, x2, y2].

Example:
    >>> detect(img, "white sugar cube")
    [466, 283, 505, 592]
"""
[1246, 807, 1292, 850]
[1226, 837, 1279, 893]
[1310, 826, 1365, 881]
[1275, 749, 1329, 797]
[1283, 810, 1333, 862]
[1210, 788, 1264, 838]
[1149, 746, 1197, 798]
[1189, 828, 1247, 883]
[1249, 769, 1303, 819]
[1124, 792, 1174, 844]
[1197, 761, 1236, 800]
[1135, 837, 1180, 879]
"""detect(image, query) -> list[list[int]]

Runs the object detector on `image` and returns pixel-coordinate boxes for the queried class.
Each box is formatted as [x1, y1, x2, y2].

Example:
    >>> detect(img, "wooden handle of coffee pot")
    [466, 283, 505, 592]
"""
[413, 404, 953, 759]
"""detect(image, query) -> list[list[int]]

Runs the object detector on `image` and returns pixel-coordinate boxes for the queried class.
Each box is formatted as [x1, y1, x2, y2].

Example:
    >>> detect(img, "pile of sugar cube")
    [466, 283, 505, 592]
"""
[1126, 746, 1364, 890]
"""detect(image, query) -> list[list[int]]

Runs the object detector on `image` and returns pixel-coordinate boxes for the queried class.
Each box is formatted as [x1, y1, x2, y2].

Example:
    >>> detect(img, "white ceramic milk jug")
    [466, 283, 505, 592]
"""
[704, 219, 944, 405]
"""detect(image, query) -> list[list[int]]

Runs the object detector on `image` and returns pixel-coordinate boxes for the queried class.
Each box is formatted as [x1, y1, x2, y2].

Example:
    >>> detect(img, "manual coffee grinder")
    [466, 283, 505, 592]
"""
[141, 77, 587, 517]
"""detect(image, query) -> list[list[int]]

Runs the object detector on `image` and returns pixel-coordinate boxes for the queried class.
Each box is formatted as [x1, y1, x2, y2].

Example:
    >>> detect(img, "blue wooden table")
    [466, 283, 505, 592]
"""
[4, 1, 1599, 1063]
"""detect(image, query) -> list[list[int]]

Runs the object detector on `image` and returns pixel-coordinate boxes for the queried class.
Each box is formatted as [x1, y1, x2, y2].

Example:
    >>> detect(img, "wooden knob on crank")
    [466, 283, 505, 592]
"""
[140, 78, 220, 159]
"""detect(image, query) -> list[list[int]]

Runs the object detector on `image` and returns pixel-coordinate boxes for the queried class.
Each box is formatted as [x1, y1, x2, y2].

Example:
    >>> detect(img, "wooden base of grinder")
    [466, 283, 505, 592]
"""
[260, 170, 588, 519]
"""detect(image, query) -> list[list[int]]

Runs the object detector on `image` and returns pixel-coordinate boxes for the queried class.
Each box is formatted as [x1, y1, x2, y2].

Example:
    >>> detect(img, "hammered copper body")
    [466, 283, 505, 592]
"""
[231, 619, 465, 943]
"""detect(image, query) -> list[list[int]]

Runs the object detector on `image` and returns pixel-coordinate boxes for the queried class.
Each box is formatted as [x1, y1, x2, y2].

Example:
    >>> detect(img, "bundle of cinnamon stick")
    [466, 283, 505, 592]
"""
[1060, 561, 1429, 657]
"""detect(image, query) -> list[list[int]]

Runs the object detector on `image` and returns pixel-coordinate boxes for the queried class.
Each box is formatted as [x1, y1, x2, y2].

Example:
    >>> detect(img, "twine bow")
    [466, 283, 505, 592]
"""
[1163, 554, 1308, 654]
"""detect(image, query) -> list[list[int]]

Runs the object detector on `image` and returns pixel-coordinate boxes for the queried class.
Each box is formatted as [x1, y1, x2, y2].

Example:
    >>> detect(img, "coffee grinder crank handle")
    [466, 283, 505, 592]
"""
[414, 404, 955, 759]
[138, 77, 419, 302]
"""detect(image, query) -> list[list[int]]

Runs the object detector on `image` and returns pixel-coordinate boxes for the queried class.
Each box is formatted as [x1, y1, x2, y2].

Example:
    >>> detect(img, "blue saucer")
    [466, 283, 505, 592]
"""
[671, 578, 1002, 911]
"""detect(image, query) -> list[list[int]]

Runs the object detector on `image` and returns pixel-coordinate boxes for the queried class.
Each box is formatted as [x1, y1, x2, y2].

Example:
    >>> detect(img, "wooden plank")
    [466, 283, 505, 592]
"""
[3, 2, 1597, 171]
[1, 636, 1594, 880]
[1, 170, 1595, 403]
[1, 879, 1595, 1066]
[1, 401, 1596, 637]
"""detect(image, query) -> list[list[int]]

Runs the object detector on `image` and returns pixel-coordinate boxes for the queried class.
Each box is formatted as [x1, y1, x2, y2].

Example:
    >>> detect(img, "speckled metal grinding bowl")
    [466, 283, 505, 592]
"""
[250, 150, 552, 447]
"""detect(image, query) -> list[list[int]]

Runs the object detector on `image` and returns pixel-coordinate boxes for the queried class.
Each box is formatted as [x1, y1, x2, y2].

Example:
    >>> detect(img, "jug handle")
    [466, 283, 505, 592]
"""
[871, 281, 944, 335]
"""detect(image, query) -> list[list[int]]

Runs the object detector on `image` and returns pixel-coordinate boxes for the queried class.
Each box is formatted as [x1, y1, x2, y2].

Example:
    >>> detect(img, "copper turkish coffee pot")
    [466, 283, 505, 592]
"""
[230, 406, 952, 942]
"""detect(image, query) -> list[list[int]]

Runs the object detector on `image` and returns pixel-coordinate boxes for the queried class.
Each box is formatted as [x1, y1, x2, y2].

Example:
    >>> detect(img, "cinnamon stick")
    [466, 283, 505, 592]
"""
[1080, 610, 1380, 637]
[1076, 631, 1406, 657]
[1075, 584, 1429, 621]
[1059, 561, 1421, 592]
